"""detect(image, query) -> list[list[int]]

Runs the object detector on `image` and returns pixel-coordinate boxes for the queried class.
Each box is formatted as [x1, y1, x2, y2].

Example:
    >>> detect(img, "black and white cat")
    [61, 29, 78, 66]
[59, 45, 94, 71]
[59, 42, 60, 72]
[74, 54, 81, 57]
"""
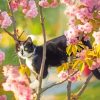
[16, 35, 67, 78]
[16, 35, 100, 89]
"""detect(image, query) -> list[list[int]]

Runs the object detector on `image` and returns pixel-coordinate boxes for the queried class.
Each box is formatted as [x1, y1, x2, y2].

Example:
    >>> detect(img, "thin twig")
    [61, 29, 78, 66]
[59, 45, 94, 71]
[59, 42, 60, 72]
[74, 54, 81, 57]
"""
[41, 70, 79, 94]
[36, 6, 46, 100]
[4, 0, 18, 42]
[77, 73, 93, 97]
[67, 81, 71, 100]
[18, 31, 24, 39]
[8, 0, 17, 35]
[4, 29, 18, 41]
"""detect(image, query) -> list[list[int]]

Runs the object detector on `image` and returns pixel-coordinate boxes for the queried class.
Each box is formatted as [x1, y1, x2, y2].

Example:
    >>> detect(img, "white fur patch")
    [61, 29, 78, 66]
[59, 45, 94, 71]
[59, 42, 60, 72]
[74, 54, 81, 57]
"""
[26, 57, 34, 71]
[30, 79, 39, 90]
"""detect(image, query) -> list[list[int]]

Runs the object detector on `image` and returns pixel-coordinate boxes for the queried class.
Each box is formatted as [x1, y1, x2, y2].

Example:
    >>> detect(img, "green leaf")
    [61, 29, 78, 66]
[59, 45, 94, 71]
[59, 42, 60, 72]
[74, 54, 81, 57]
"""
[66, 45, 72, 56]
[73, 60, 81, 68]
[57, 65, 63, 73]
[85, 58, 93, 67]
[72, 45, 77, 55]
[80, 62, 85, 72]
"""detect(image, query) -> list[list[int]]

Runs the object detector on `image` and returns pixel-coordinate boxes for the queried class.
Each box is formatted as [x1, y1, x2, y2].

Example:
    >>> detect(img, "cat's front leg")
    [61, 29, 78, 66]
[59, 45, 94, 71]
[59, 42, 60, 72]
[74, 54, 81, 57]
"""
[29, 72, 39, 90]
[30, 79, 39, 90]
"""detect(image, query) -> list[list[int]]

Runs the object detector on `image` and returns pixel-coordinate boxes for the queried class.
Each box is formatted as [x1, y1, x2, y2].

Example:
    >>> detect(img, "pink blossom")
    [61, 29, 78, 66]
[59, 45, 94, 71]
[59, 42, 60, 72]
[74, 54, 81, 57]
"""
[50, 0, 58, 8]
[83, 22, 93, 33]
[39, 0, 58, 8]
[60, 0, 73, 5]
[58, 69, 81, 82]
[93, 31, 100, 44]
[0, 51, 5, 63]
[90, 58, 100, 70]
[25, 9, 38, 18]
[0, 95, 7, 100]
[96, 14, 100, 19]
[23, 0, 38, 18]
[80, 0, 100, 12]
[64, 5, 78, 16]
[0, 11, 12, 29]
[76, 7, 93, 23]
[69, 17, 76, 26]
[78, 22, 93, 34]
[39, 0, 49, 8]
[10, 0, 19, 12]
[2, 65, 33, 100]
[64, 27, 79, 44]
[19, 0, 27, 8]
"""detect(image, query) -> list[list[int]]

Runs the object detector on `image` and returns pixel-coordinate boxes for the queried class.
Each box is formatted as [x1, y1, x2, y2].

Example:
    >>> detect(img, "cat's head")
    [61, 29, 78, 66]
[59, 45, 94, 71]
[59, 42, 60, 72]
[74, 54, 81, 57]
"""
[16, 37, 35, 59]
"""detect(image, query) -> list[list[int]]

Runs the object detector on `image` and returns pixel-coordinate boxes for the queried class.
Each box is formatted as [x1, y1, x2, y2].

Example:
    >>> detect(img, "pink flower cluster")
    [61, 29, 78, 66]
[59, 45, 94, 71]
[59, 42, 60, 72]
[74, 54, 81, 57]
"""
[90, 58, 100, 70]
[78, 22, 93, 34]
[2, 65, 33, 100]
[64, 27, 79, 45]
[0, 11, 12, 29]
[63, 0, 98, 45]
[80, 0, 100, 12]
[39, 0, 58, 8]
[0, 50, 5, 64]
[92, 31, 100, 45]
[58, 69, 81, 82]
[0, 95, 7, 100]
[10, 0, 38, 18]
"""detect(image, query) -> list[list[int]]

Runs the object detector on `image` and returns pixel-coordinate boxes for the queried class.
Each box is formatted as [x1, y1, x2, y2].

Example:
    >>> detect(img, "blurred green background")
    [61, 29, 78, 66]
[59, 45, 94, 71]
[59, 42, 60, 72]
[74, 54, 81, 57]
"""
[0, 0, 100, 100]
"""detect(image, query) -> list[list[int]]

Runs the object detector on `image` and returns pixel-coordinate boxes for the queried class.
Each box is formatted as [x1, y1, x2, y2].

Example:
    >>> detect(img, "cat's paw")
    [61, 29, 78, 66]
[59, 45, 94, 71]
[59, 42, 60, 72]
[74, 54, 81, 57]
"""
[30, 79, 39, 90]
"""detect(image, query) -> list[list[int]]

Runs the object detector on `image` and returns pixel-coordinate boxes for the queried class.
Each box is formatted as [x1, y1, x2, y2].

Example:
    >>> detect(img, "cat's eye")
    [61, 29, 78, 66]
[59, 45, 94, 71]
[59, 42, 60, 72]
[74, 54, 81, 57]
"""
[24, 47, 28, 51]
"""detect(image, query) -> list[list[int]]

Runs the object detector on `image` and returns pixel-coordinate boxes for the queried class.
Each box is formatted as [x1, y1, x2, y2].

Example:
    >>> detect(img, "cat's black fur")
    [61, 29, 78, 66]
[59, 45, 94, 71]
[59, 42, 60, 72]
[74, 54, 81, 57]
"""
[32, 35, 67, 78]
[16, 35, 100, 79]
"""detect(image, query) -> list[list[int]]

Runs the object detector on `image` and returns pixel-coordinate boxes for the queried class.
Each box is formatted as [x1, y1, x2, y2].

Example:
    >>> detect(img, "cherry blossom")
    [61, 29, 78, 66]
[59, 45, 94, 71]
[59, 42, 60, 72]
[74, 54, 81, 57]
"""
[10, 0, 19, 12]
[64, 27, 79, 44]
[0, 95, 7, 100]
[92, 31, 100, 45]
[10, 0, 38, 18]
[2, 65, 33, 100]
[90, 58, 100, 70]
[0, 11, 12, 29]
[80, 0, 100, 12]
[39, 0, 58, 8]
[23, 0, 38, 18]
[58, 69, 81, 82]
[78, 22, 93, 34]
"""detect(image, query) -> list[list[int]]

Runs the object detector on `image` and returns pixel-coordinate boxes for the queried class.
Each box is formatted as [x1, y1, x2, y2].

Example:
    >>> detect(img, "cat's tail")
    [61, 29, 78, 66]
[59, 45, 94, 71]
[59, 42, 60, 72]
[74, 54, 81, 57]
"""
[92, 69, 100, 80]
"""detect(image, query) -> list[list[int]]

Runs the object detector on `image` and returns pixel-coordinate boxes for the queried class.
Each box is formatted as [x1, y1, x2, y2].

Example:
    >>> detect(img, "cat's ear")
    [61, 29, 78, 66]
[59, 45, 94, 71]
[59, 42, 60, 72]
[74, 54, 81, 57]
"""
[26, 37, 32, 43]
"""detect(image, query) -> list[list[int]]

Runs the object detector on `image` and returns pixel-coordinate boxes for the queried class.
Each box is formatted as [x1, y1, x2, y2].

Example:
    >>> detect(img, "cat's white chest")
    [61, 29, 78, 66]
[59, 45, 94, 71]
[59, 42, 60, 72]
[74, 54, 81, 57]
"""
[26, 58, 34, 71]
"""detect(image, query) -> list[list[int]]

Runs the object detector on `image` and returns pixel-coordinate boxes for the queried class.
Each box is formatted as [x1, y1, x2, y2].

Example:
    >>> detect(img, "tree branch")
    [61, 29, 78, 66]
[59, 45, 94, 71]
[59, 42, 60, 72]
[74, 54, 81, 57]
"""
[77, 73, 93, 97]
[3, 29, 18, 41]
[67, 81, 71, 100]
[8, 0, 17, 35]
[4, 0, 19, 42]
[41, 70, 79, 94]
[36, 6, 46, 100]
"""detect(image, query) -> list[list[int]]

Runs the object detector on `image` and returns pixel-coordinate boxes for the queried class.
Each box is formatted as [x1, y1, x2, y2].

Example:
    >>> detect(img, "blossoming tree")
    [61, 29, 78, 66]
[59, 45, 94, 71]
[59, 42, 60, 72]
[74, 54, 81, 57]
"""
[0, 0, 100, 100]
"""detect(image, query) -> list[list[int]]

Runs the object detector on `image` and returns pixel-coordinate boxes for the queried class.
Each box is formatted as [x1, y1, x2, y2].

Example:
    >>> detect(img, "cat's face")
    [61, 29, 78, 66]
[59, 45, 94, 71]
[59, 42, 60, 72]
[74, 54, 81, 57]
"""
[16, 37, 35, 59]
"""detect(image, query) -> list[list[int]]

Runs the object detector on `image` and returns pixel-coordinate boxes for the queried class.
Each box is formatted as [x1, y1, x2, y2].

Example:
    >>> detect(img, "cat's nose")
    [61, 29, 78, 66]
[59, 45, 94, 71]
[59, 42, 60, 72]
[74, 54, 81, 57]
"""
[21, 50, 24, 55]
